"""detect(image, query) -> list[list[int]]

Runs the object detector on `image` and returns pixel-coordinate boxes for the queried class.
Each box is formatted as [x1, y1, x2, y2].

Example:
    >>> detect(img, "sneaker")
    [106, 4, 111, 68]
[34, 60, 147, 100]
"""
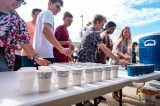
[76, 103, 85, 106]
[97, 96, 106, 104]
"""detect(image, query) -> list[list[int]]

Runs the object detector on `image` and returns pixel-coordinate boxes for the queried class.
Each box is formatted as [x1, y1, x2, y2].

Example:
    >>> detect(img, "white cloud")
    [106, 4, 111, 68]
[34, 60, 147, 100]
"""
[133, 32, 160, 42]
[16, 0, 160, 42]
[128, 8, 160, 26]
[124, 0, 159, 6]
[113, 7, 160, 27]
[16, 0, 48, 21]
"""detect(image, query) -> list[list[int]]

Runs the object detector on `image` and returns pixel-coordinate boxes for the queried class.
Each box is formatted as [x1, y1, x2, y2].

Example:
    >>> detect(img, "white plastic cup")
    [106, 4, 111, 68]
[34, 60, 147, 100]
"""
[93, 67, 102, 82]
[102, 66, 111, 80]
[37, 70, 53, 93]
[38, 66, 52, 71]
[111, 65, 119, 78]
[84, 68, 93, 84]
[18, 67, 36, 95]
[72, 68, 82, 86]
[56, 70, 69, 89]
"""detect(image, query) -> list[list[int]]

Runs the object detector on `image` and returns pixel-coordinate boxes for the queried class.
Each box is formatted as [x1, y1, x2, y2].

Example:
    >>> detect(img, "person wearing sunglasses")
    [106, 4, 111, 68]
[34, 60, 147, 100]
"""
[0, 0, 51, 71]
[16, 0, 26, 5]
[33, 0, 71, 64]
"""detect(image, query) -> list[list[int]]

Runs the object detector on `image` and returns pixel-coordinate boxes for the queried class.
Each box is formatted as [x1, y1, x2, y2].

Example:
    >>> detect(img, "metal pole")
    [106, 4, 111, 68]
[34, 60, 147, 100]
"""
[119, 89, 122, 106]
[80, 15, 83, 38]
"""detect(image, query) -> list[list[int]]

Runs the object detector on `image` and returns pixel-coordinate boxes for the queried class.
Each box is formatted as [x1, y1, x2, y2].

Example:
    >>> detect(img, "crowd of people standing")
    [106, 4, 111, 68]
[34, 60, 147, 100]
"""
[0, 0, 139, 106]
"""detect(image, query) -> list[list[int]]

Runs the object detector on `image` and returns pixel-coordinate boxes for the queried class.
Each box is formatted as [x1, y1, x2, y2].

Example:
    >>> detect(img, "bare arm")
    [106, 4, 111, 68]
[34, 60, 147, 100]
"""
[21, 43, 36, 58]
[98, 43, 118, 61]
[68, 38, 74, 50]
[42, 23, 71, 56]
[117, 52, 130, 61]
[112, 39, 127, 59]
[116, 43, 132, 61]
[21, 43, 51, 65]
[112, 39, 121, 52]
[127, 43, 132, 56]
[59, 38, 72, 45]
[58, 38, 74, 50]
[98, 43, 127, 66]
[59, 41, 70, 46]
[42, 23, 63, 51]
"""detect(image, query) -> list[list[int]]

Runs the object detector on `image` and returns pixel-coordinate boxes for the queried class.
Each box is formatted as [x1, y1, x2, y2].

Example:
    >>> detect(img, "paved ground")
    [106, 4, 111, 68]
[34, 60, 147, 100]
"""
[98, 86, 146, 106]
[72, 82, 156, 106]
[72, 85, 146, 106]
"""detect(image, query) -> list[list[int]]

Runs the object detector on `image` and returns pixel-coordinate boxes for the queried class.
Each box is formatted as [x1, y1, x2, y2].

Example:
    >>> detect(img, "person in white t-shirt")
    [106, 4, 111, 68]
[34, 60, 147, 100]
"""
[33, 0, 71, 63]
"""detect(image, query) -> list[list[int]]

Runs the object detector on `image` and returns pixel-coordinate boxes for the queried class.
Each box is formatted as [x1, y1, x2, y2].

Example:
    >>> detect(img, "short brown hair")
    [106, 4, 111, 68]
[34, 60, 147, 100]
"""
[49, 0, 63, 6]
[32, 8, 42, 15]
[63, 11, 73, 18]
[93, 14, 106, 24]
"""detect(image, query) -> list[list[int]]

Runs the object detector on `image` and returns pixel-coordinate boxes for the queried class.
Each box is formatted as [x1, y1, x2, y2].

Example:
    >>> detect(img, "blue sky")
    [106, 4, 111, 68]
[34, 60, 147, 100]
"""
[123, 0, 160, 42]
[17, 0, 160, 43]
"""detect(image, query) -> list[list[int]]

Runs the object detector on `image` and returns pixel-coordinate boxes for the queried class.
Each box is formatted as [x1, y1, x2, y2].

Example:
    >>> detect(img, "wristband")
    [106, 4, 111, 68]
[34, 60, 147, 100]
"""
[31, 54, 39, 61]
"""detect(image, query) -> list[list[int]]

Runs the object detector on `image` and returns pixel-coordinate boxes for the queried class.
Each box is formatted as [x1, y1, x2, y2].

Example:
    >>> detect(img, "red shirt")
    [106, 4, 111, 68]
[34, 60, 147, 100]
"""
[53, 25, 70, 62]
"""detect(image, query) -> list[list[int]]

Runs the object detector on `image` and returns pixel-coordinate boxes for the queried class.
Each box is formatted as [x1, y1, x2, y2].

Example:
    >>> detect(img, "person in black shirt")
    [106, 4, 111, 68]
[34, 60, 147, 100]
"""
[132, 42, 138, 63]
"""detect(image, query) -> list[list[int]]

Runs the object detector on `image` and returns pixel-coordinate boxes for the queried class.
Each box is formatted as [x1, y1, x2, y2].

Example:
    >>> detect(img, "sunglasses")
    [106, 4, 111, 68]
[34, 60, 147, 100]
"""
[16, 0, 26, 5]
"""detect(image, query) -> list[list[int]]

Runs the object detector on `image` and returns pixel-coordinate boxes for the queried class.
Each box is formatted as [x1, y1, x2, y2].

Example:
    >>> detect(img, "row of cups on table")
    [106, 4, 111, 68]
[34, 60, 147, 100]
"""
[18, 67, 52, 95]
[126, 64, 155, 76]
[17, 63, 119, 95]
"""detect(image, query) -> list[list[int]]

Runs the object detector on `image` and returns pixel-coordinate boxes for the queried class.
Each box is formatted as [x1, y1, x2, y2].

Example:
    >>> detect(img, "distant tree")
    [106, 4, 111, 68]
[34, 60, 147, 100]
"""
[83, 21, 92, 31]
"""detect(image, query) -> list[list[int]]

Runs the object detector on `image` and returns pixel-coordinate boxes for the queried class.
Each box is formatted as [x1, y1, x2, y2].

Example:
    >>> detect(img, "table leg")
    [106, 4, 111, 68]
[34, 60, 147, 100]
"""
[123, 82, 145, 101]
[94, 97, 98, 106]
[119, 89, 122, 106]
[136, 82, 145, 95]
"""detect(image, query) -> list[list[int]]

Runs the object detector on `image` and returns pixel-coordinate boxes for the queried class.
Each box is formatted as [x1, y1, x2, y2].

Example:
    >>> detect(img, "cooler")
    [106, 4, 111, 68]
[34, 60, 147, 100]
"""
[139, 32, 160, 71]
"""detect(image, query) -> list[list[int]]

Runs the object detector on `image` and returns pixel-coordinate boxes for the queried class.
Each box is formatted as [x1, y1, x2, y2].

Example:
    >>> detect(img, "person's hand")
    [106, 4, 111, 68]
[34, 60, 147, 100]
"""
[69, 44, 74, 51]
[124, 56, 130, 61]
[118, 59, 128, 67]
[60, 48, 72, 56]
[67, 41, 74, 51]
[35, 57, 51, 66]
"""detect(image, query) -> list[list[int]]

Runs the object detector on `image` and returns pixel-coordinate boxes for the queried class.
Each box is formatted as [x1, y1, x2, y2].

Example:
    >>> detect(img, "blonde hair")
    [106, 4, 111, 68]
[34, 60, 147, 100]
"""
[117, 26, 132, 45]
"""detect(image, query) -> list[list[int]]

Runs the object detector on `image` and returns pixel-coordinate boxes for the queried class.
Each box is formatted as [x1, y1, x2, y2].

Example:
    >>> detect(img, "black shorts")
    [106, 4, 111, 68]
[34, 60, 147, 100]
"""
[73, 56, 78, 59]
